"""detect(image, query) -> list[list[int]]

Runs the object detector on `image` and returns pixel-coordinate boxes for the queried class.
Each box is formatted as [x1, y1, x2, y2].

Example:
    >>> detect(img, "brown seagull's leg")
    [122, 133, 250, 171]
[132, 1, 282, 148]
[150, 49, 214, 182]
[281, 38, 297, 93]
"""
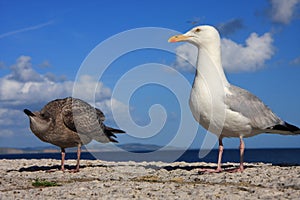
[74, 144, 81, 172]
[61, 147, 66, 172]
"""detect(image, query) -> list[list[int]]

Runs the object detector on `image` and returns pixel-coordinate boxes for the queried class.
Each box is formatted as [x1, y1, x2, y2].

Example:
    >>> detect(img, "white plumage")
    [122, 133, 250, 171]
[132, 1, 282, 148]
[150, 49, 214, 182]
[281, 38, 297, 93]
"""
[169, 25, 300, 172]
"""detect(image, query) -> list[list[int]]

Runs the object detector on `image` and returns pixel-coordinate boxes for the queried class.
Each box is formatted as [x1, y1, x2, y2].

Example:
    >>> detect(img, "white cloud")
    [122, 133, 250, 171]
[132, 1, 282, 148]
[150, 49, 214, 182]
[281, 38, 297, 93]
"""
[221, 32, 274, 72]
[173, 43, 197, 72]
[44, 72, 67, 82]
[0, 77, 72, 106]
[173, 32, 274, 73]
[0, 61, 6, 69]
[0, 56, 114, 107]
[95, 98, 130, 123]
[0, 109, 24, 126]
[8, 56, 43, 82]
[72, 75, 112, 102]
[0, 56, 130, 143]
[39, 60, 52, 68]
[0, 129, 14, 137]
[290, 56, 300, 65]
[217, 19, 244, 36]
[269, 0, 300, 24]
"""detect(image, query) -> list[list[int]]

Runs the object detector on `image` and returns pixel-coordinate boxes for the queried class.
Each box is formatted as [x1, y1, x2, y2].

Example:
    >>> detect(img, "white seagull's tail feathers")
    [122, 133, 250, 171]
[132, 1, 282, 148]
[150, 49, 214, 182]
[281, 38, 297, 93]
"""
[266, 121, 300, 135]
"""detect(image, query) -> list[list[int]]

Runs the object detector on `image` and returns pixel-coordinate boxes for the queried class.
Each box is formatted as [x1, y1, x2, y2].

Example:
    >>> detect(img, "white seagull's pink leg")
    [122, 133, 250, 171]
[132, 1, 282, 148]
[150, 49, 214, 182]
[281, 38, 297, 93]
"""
[199, 138, 224, 173]
[238, 136, 245, 172]
[216, 138, 224, 172]
[228, 136, 245, 173]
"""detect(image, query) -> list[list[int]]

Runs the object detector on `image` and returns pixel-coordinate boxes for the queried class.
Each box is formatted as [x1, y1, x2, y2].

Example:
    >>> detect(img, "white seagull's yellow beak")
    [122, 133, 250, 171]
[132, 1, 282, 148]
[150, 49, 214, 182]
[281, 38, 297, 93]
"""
[168, 34, 191, 43]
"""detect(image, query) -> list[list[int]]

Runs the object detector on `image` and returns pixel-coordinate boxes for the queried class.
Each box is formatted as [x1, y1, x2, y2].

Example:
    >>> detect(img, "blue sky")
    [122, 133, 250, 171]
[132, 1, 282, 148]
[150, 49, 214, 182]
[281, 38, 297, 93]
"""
[0, 0, 300, 150]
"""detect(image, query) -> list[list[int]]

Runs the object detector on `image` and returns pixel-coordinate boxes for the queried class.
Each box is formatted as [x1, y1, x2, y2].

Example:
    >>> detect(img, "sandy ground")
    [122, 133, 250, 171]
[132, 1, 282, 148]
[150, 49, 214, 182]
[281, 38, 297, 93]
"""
[0, 159, 299, 199]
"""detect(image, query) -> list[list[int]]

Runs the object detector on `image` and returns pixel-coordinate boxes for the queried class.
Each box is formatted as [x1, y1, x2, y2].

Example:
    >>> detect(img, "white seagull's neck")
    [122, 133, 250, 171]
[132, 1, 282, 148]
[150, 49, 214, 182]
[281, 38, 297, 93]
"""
[193, 43, 229, 88]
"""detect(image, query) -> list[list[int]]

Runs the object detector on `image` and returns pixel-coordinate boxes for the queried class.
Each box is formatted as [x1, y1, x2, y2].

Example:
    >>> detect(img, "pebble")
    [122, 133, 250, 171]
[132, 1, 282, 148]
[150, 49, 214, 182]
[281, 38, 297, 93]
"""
[0, 159, 299, 199]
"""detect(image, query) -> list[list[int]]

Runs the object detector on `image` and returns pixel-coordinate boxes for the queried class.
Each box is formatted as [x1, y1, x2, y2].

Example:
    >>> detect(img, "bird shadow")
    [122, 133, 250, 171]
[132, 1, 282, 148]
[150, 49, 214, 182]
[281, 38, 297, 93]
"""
[7, 164, 107, 173]
[144, 164, 258, 173]
[7, 162, 298, 173]
[272, 163, 300, 167]
[157, 163, 299, 173]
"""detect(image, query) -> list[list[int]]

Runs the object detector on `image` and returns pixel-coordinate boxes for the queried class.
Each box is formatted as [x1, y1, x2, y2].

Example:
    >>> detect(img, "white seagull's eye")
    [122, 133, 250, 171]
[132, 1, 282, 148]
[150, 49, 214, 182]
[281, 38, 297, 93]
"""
[194, 28, 201, 33]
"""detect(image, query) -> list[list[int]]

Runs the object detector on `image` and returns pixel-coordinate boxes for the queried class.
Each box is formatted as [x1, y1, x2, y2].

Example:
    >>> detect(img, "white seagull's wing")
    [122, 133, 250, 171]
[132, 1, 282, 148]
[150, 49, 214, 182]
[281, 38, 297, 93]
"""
[225, 85, 283, 131]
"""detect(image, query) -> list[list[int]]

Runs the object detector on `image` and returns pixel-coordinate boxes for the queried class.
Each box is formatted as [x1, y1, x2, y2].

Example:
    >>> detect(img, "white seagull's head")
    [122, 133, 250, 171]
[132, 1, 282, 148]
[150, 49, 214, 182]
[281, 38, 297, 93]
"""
[168, 25, 220, 48]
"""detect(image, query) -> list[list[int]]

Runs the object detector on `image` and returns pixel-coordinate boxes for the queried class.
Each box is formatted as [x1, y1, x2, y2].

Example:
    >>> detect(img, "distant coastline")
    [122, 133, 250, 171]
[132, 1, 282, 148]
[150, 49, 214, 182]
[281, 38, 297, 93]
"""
[0, 147, 60, 154]
[1, 145, 300, 165]
[0, 143, 176, 154]
[1, 144, 300, 154]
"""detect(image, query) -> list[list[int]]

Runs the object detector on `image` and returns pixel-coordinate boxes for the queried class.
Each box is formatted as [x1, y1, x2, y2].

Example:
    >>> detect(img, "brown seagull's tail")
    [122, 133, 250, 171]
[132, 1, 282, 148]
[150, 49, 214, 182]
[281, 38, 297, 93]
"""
[104, 126, 126, 143]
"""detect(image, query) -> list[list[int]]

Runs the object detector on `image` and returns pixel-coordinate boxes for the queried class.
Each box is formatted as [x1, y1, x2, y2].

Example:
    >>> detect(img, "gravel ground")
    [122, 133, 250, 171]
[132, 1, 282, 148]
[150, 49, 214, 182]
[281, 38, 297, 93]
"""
[0, 159, 299, 199]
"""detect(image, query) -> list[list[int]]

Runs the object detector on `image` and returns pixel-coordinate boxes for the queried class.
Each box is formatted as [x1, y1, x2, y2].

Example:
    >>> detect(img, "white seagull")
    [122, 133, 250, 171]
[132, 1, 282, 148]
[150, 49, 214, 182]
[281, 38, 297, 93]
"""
[169, 25, 300, 172]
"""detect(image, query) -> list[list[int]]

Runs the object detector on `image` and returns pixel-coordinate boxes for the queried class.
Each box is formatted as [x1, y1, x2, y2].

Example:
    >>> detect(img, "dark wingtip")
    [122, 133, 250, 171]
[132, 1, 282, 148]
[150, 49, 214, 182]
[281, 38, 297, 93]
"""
[109, 138, 119, 143]
[24, 109, 35, 117]
[105, 126, 126, 134]
[269, 122, 300, 134]
[284, 122, 300, 134]
[114, 129, 126, 134]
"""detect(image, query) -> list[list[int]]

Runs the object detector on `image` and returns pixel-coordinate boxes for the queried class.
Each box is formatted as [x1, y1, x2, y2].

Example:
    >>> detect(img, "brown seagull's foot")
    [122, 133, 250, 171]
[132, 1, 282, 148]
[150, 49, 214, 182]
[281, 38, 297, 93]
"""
[68, 168, 80, 173]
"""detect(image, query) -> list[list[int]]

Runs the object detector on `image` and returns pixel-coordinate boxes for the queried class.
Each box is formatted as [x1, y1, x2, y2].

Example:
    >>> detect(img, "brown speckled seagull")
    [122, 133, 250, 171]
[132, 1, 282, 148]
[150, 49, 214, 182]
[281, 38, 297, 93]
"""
[24, 97, 125, 172]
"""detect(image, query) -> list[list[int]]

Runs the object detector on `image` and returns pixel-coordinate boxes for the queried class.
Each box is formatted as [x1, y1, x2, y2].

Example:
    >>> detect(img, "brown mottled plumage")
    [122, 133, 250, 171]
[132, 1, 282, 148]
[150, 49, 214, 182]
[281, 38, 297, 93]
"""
[24, 97, 125, 172]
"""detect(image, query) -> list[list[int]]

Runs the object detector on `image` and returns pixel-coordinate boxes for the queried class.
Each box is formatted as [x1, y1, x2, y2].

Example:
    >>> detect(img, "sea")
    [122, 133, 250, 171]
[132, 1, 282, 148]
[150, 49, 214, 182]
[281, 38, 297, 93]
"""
[1, 148, 300, 165]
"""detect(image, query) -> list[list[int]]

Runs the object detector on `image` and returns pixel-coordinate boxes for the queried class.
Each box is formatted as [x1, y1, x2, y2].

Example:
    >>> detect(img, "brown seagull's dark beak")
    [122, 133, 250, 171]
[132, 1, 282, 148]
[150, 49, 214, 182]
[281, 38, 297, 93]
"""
[24, 109, 35, 117]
